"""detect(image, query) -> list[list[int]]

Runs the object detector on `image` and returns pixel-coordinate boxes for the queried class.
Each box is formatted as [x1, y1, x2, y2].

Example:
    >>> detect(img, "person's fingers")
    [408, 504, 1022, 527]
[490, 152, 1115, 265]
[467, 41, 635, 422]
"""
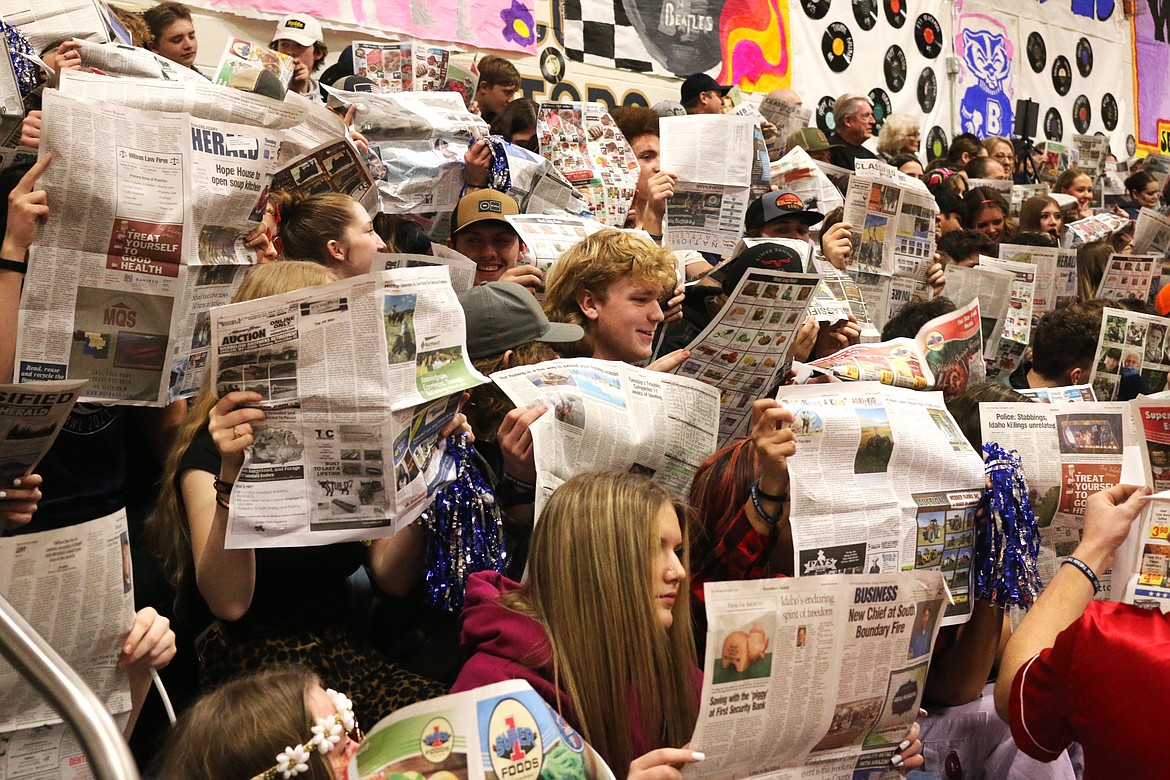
[344, 104, 357, 128]
[628, 748, 705, 773]
[14, 153, 52, 197]
[120, 609, 154, 657]
[10, 473, 42, 489]
[646, 348, 690, 372]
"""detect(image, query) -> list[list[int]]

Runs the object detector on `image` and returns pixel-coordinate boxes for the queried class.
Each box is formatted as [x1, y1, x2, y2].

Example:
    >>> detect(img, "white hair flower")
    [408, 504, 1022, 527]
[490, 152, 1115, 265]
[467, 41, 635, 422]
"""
[275, 744, 311, 778]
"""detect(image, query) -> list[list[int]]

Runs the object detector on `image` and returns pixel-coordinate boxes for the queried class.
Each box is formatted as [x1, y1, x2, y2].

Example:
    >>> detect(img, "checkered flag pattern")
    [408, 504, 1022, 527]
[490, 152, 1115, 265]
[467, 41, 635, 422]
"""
[561, 0, 674, 76]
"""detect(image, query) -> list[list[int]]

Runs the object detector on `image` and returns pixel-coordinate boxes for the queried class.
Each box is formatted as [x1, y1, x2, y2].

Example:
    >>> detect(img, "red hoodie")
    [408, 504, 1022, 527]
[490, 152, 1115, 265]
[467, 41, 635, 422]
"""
[452, 570, 702, 761]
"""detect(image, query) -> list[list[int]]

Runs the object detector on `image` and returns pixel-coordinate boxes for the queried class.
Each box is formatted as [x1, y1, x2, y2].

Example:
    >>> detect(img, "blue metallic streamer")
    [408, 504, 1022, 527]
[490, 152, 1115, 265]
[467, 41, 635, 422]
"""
[484, 135, 511, 193]
[975, 443, 1042, 609]
[2, 22, 39, 99]
[420, 434, 507, 612]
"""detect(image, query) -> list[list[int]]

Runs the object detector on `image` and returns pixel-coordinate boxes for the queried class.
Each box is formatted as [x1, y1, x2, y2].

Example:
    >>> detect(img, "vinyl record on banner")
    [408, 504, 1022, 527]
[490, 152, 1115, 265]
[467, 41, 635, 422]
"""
[884, 45, 907, 92]
[926, 126, 948, 162]
[1051, 55, 1072, 97]
[915, 14, 942, 59]
[802, 0, 831, 19]
[816, 95, 837, 134]
[823, 22, 855, 72]
[1102, 93, 1119, 131]
[1027, 32, 1046, 73]
[883, 0, 906, 28]
[1044, 107, 1064, 142]
[917, 67, 937, 112]
[1075, 37, 1093, 77]
[539, 48, 566, 83]
[869, 88, 892, 127]
[853, 0, 878, 30]
[1127, 134, 1137, 157]
[1073, 95, 1091, 134]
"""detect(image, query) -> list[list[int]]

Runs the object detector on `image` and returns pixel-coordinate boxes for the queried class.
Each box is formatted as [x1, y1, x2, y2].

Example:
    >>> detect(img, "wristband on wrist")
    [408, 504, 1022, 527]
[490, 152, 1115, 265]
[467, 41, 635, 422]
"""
[1061, 556, 1101, 594]
[215, 492, 231, 510]
[214, 476, 234, 496]
[0, 258, 27, 274]
[754, 480, 789, 503]
[749, 480, 787, 526]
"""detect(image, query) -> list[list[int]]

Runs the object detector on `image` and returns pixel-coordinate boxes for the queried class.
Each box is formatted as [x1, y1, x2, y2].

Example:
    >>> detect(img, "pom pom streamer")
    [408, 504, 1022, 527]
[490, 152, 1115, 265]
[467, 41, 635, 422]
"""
[421, 434, 507, 612]
[975, 443, 1042, 609]
[485, 135, 512, 193]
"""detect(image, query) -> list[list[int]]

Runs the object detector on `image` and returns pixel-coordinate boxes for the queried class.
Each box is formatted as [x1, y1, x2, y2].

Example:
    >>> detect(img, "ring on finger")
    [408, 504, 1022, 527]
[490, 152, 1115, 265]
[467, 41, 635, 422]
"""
[233, 424, 247, 438]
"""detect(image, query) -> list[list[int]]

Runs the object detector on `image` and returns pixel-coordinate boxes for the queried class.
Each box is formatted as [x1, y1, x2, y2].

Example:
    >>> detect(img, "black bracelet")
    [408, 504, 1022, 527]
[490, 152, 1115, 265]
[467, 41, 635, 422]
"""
[214, 476, 234, 496]
[750, 482, 785, 526]
[502, 472, 536, 492]
[1061, 556, 1101, 594]
[0, 258, 26, 274]
[753, 479, 789, 503]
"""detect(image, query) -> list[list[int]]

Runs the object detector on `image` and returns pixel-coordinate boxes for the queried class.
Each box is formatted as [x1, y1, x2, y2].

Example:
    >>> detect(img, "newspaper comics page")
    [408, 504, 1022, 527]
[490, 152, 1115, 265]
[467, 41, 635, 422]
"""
[0, 380, 87, 483]
[491, 358, 719, 516]
[0, 510, 134, 732]
[350, 680, 615, 780]
[687, 573, 946, 780]
[775, 383, 983, 626]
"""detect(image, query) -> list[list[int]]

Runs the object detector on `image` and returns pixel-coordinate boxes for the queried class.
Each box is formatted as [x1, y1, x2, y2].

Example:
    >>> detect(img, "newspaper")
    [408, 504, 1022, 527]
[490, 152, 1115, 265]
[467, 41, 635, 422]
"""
[1133, 207, 1170, 258]
[807, 299, 984, 397]
[688, 572, 946, 780]
[1088, 306, 1170, 399]
[843, 172, 936, 278]
[171, 264, 252, 400]
[769, 145, 845, 219]
[674, 269, 820, 445]
[348, 680, 614, 780]
[980, 401, 1130, 596]
[536, 102, 639, 227]
[443, 61, 478, 107]
[1071, 133, 1108, 177]
[497, 142, 591, 218]
[775, 382, 982, 622]
[965, 177, 1011, 195]
[0, 510, 134, 732]
[212, 38, 296, 88]
[1116, 397, 1170, 610]
[58, 68, 305, 129]
[352, 41, 450, 92]
[373, 250, 477, 295]
[504, 214, 597, 273]
[976, 257, 1036, 384]
[1009, 183, 1050, 218]
[1064, 212, 1130, 248]
[72, 39, 206, 82]
[271, 136, 378, 210]
[1036, 141, 1070, 183]
[758, 97, 811, 158]
[997, 243, 1077, 316]
[371, 138, 465, 215]
[210, 267, 486, 548]
[491, 357, 719, 515]
[336, 89, 489, 144]
[0, 0, 110, 52]
[1017, 384, 1096, 403]
[659, 115, 756, 255]
[1095, 253, 1161, 301]
[1144, 153, 1170, 188]
[0, 380, 86, 483]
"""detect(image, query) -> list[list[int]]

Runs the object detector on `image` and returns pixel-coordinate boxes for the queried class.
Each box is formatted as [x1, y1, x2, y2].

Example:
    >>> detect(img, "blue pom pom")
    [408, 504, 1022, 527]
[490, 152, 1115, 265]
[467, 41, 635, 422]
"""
[484, 136, 512, 193]
[975, 443, 1042, 609]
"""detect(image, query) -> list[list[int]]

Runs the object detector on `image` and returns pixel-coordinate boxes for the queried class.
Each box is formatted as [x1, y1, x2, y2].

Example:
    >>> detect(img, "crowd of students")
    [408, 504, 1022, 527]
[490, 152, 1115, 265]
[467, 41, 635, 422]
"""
[0, 5, 1164, 779]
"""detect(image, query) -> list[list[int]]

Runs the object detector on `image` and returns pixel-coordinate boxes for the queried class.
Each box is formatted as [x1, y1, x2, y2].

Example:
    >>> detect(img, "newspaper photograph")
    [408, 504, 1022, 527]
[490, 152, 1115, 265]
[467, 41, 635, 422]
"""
[1017, 384, 1096, 403]
[1036, 141, 1069, 183]
[349, 680, 615, 780]
[980, 401, 1130, 596]
[769, 145, 844, 218]
[674, 269, 820, 445]
[774, 382, 983, 625]
[270, 136, 377, 210]
[1095, 253, 1161, 301]
[660, 114, 756, 255]
[688, 573, 946, 780]
[212, 37, 296, 88]
[352, 41, 450, 92]
[1088, 306, 1170, 399]
[210, 267, 486, 548]
[0, 510, 134, 732]
[997, 242, 1077, 316]
[536, 102, 639, 227]
[491, 357, 719, 515]
[0, 380, 87, 484]
[977, 257, 1036, 383]
[807, 299, 984, 398]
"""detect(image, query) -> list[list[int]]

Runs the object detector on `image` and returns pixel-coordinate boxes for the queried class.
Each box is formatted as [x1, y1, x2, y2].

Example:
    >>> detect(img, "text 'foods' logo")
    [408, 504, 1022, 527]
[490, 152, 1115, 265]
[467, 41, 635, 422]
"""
[488, 699, 542, 780]
[420, 717, 455, 764]
[103, 303, 137, 329]
[478, 200, 503, 213]
[284, 19, 306, 29]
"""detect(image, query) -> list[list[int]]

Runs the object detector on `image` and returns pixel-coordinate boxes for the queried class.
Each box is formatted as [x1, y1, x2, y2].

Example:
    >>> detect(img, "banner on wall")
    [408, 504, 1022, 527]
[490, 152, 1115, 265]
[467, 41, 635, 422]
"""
[184, 0, 538, 54]
[1134, 1, 1170, 152]
[954, 4, 1017, 139]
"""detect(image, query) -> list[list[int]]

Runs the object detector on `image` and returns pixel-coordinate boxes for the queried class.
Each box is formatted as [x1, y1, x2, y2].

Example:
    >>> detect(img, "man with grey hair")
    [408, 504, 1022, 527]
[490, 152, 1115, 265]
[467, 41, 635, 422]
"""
[827, 93, 878, 170]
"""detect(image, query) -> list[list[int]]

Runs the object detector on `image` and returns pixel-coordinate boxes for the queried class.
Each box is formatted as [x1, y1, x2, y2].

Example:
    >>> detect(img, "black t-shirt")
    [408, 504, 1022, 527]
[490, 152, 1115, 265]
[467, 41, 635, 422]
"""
[828, 132, 879, 171]
[178, 425, 366, 639]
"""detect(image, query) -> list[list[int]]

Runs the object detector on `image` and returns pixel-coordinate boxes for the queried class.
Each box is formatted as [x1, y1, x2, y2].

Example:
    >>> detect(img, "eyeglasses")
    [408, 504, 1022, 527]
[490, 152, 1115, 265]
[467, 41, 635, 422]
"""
[992, 152, 1016, 163]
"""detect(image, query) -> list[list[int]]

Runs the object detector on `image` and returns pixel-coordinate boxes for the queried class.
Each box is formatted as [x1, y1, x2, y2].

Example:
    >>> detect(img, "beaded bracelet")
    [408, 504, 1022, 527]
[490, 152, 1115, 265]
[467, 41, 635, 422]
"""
[1061, 556, 1101, 594]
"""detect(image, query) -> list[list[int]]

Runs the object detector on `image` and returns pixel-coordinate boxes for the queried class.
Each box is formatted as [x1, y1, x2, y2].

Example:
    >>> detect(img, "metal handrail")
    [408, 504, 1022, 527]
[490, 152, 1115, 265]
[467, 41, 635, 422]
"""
[0, 593, 139, 780]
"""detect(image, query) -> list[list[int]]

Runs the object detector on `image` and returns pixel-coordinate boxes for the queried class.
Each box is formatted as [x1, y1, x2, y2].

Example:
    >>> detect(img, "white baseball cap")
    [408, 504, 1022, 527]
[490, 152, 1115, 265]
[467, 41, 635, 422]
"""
[272, 14, 323, 47]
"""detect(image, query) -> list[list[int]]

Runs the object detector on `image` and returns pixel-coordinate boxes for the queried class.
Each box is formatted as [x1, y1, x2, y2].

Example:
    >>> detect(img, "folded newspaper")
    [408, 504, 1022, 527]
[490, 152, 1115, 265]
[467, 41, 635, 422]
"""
[0, 380, 87, 484]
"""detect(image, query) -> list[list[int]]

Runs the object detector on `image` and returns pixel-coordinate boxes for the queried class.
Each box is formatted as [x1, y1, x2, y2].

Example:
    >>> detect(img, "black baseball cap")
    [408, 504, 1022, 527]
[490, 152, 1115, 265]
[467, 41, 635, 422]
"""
[744, 189, 825, 233]
[681, 73, 731, 106]
[718, 243, 807, 295]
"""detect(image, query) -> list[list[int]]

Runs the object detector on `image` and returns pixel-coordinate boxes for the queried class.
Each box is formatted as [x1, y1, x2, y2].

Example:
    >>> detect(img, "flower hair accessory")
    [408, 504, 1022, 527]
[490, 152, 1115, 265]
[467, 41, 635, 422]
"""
[249, 689, 362, 780]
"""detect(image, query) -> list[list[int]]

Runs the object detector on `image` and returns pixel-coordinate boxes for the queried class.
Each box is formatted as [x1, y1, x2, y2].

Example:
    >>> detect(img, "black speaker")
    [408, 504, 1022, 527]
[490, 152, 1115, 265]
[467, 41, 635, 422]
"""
[1014, 99, 1039, 139]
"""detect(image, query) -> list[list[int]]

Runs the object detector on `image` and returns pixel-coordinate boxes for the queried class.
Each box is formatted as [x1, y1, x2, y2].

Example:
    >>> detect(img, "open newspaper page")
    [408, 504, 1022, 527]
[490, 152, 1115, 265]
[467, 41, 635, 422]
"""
[1036, 141, 1069, 183]
[491, 357, 719, 516]
[1117, 398, 1170, 610]
[345, 90, 488, 144]
[980, 400, 1132, 598]
[0, 0, 109, 51]
[212, 38, 296, 88]
[0, 380, 86, 483]
[15, 91, 192, 405]
[352, 41, 450, 92]
[808, 299, 983, 396]
[977, 257, 1036, 384]
[1064, 212, 1130, 248]
[58, 68, 304, 129]
[498, 143, 591, 217]
[270, 136, 378, 210]
[997, 242, 1077, 316]
[1072, 133, 1108, 176]
[758, 97, 811, 157]
[1017, 384, 1096, 403]
[1088, 306, 1170, 399]
[769, 145, 845, 217]
[807, 256, 880, 342]
[1095, 253, 1161, 301]
[374, 251, 477, 296]
[505, 214, 597, 274]
[349, 680, 615, 780]
[0, 510, 134, 732]
[369, 136, 465, 215]
[1010, 183, 1049, 217]
[942, 264, 1013, 363]
[1133, 207, 1170, 257]
[659, 115, 756, 255]
[775, 382, 984, 625]
[210, 267, 486, 548]
[687, 573, 946, 780]
[73, 39, 206, 82]
[673, 270, 820, 445]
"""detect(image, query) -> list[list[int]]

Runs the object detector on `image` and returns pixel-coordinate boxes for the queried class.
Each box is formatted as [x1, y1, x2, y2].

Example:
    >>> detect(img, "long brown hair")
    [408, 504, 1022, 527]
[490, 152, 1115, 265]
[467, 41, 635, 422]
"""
[154, 666, 333, 779]
[1018, 195, 1060, 234]
[273, 192, 359, 265]
[148, 262, 338, 587]
[501, 470, 698, 770]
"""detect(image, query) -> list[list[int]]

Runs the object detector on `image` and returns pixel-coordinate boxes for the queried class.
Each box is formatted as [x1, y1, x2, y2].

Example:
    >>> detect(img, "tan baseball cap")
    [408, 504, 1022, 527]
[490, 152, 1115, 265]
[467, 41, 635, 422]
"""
[451, 190, 520, 235]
